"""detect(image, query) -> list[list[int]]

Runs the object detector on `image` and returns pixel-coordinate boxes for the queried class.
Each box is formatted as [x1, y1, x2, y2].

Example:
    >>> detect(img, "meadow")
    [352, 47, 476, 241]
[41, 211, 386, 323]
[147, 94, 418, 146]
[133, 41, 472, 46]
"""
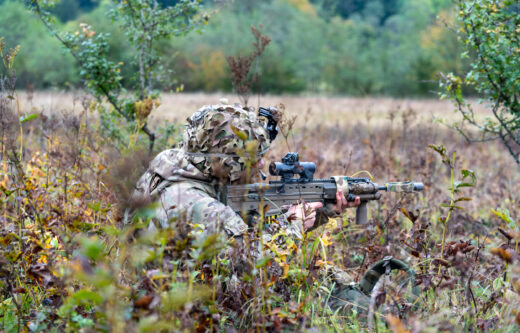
[1, 91, 519, 332]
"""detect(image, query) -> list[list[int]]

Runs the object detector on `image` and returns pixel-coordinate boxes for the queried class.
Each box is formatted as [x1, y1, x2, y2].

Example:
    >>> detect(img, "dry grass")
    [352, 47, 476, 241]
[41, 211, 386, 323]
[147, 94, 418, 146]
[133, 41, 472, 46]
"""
[3, 90, 519, 332]
[16, 90, 518, 205]
[19, 91, 491, 126]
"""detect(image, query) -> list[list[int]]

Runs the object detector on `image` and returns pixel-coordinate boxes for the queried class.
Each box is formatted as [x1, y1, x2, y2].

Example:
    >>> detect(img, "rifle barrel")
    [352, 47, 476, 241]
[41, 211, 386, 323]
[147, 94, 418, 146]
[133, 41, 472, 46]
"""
[378, 182, 425, 192]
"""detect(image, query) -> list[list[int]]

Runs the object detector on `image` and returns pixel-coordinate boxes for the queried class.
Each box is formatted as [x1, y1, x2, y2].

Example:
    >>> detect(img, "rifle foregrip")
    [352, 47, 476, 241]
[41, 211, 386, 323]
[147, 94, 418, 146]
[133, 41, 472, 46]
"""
[355, 202, 368, 225]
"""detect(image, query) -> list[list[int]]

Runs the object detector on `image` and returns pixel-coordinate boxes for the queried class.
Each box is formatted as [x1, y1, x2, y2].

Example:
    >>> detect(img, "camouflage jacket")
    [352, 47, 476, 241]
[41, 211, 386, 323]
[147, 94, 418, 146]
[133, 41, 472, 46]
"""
[133, 148, 311, 241]
[132, 148, 422, 308]
[133, 148, 246, 236]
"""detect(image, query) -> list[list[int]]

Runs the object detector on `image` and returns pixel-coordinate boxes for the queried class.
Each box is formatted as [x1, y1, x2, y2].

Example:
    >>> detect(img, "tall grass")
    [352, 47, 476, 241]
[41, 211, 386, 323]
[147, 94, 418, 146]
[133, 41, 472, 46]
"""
[1, 91, 519, 332]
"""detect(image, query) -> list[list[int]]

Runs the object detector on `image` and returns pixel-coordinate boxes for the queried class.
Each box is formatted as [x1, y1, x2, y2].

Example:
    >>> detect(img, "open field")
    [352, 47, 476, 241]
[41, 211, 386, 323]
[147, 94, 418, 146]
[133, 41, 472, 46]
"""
[2, 91, 519, 332]
[19, 91, 492, 126]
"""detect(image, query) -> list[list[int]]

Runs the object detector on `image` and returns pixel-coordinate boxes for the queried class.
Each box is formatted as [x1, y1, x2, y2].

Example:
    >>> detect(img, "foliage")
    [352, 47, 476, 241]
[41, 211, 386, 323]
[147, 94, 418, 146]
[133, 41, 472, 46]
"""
[1, 0, 520, 329]
[0, 1, 78, 87]
[440, 0, 520, 167]
[143, 0, 469, 95]
[227, 25, 271, 107]
[429, 144, 476, 260]
[2, 80, 520, 330]
[0, 0, 471, 96]
[26, 0, 204, 152]
[110, 0, 206, 101]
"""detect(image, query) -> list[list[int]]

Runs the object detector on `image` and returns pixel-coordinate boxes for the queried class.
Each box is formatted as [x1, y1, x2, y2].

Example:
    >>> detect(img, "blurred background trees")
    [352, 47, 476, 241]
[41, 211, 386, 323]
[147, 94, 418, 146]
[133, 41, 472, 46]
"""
[0, 0, 471, 96]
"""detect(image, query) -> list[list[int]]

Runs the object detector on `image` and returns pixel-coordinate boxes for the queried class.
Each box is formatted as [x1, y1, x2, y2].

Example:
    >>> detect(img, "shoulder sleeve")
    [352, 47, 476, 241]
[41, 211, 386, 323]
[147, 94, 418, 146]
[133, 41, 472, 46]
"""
[133, 149, 174, 198]
[157, 183, 248, 237]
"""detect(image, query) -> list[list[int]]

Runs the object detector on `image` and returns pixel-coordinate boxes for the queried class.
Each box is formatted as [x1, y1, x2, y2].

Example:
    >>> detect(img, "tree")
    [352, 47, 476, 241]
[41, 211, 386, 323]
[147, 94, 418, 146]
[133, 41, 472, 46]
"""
[0, 1, 77, 88]
[441, 0, 520, 167]
[27, 0, 204, 152]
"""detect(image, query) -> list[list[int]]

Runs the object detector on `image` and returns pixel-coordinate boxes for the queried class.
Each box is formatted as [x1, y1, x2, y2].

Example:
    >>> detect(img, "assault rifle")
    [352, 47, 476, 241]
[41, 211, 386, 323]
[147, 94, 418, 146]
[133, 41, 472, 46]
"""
[220, 152, 424, 224]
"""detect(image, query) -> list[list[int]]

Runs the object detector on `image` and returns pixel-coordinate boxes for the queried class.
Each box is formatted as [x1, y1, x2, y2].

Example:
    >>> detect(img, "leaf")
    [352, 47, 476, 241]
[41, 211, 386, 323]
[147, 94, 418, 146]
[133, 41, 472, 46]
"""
[161, 285, 211, 311]
[20, 113, 39, 124]
[455, 197, 472, 202]
[87, 202, 101, 212]
[78, 236, 105, 261]
[307, 237, 321, 267]
[454, 182, 475, 188]
[386, 314, 411, 333]
[490, 247, 512, 263]
[400, 208, 419, 223]
[281, 262, 290, 279]
[319, 234, 333, 246]
[256, 256, 272, 268]
[429, 144, 446, 157]
[230, 124, 248, 141]
[400, 208, 413, 221]
[491, 209, 515, 225]
[71, 290, 103, 305]
[134, 295, 153, 309]
[460, 169, 477, 185]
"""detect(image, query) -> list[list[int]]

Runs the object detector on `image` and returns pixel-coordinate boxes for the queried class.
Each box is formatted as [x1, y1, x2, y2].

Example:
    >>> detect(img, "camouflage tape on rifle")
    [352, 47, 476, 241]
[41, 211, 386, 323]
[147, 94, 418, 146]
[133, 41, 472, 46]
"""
[332, 176, 349, 194]
[384, 181, 415, 192]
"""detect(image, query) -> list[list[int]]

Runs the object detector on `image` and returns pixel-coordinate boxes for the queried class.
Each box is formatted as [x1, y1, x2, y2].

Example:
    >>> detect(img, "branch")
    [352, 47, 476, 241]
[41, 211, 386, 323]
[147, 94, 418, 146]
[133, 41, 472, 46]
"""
[454, 125, 501, 143]
[125, 0, 147, 30]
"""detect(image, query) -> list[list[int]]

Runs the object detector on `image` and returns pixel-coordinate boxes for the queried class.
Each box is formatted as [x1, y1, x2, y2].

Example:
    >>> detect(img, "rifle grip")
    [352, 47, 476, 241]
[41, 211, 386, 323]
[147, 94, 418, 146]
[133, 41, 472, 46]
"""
[355, 202, 368, 225]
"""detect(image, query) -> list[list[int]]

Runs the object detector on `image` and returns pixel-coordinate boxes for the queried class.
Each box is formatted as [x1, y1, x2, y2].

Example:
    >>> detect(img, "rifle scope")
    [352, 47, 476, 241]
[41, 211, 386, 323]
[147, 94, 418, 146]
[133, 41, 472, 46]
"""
[269, 152, 316, 182]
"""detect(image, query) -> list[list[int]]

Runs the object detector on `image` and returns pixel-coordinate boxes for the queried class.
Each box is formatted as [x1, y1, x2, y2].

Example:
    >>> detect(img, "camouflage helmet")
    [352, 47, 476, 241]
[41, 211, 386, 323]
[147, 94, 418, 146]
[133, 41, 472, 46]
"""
[180, 103, 277, 183]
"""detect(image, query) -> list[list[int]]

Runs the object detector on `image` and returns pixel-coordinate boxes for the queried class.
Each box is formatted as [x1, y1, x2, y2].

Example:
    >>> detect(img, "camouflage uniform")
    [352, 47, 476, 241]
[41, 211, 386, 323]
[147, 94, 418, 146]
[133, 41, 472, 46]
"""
[132, 103, 417, 315]
[133, 103, 302, 238]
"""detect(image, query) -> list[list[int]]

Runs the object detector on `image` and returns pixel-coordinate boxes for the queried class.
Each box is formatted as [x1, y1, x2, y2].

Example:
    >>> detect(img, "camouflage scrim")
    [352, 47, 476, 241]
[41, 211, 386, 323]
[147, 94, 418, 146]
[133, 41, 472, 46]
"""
[332, 176, 350, 194]
[383, 181, 416, 193]
[132, 104, 275, 236]
[181, 104, 271, 183]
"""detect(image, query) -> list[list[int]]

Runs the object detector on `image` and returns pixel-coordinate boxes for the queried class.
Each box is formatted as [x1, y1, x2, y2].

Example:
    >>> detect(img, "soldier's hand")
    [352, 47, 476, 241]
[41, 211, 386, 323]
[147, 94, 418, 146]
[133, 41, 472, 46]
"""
[334, 189, 360, 214]
[287, 201, 323, 230]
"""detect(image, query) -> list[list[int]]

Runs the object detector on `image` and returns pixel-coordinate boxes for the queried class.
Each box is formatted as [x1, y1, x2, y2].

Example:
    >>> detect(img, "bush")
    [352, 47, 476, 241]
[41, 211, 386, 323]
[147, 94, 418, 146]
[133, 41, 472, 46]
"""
[441, 0, 520, 167]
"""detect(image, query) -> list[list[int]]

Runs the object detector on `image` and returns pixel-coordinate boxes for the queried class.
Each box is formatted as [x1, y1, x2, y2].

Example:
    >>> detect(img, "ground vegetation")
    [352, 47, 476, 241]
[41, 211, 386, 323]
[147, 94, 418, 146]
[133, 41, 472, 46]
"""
[1, 0, 519, 331]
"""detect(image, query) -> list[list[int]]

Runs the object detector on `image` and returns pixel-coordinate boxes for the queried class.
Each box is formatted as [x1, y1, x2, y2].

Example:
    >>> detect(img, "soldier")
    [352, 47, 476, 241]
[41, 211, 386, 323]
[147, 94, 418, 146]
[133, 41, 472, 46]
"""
[133, 103, 359, 238]
[132, 103, 417, 317]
